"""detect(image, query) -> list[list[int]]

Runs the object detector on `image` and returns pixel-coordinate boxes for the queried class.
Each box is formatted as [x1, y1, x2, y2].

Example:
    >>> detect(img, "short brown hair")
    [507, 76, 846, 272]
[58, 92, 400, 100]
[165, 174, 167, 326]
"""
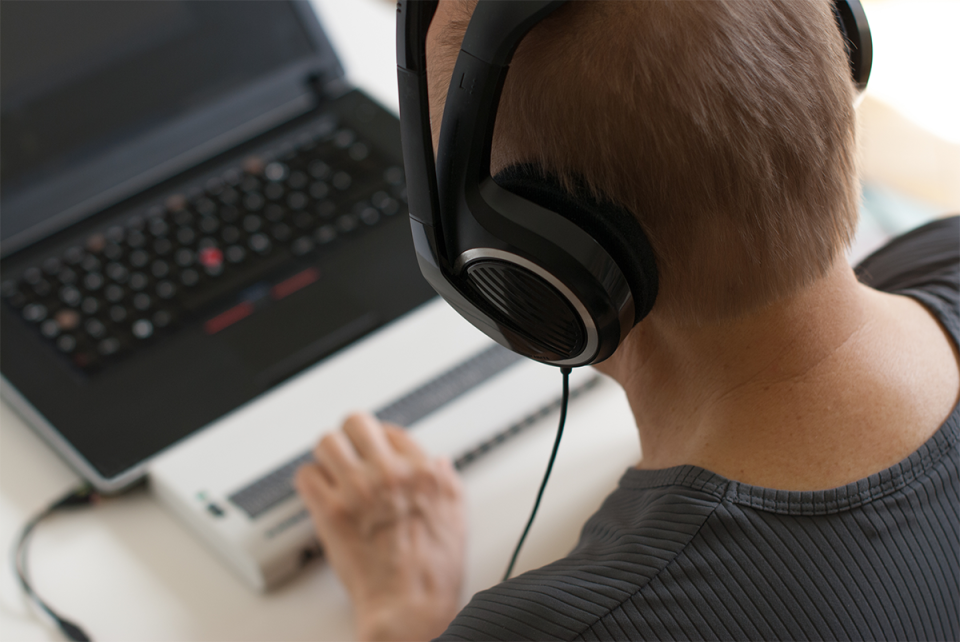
[427, 0, 859, 325]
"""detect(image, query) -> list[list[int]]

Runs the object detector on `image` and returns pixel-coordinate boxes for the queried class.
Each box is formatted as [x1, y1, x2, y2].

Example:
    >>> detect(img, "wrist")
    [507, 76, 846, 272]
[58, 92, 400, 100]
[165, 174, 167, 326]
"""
[356, 596, 459, 642]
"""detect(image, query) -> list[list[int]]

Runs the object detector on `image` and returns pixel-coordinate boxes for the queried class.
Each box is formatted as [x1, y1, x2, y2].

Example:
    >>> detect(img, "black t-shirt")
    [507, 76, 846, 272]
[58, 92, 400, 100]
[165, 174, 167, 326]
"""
[440, 216, 959, 641]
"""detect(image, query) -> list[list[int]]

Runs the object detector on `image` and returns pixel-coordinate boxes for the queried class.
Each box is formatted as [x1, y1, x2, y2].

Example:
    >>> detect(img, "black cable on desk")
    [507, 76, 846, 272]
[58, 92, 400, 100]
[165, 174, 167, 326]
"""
[13, 484, 98, 642]
[503, 366, 572, 582]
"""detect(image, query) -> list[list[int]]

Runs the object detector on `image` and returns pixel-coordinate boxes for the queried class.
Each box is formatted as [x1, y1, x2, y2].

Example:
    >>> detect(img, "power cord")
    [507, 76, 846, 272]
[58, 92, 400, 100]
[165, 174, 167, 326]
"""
[503, 366, 572, 581]
[13, 483, 99, 642]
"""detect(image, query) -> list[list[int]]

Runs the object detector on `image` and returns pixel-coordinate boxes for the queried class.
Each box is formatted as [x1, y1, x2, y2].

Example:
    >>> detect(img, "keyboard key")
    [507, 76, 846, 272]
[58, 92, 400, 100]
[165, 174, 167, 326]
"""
[56, 334, 77, 354]
[199, 216, 220, 234]
[176, 227, 196, 245]
[384, 166, 404, 186]
[348, 142, 369, 161]
[58, 267, 78, 285]
[127, 230, 147, 248]
[219, 187, 240, 205]
[86, 233, 107, 254]
[175, 248, 195, 267]
[81, 255, 101, 273]
[359, 207, 380, 226]
[291, 236, 314, 256]
[60, 285, 82, 307]
[109, 305, 128, 323]
[287, 171, 308, 190]
[242, 215, 262, 233]
[55, 309, 81, 331]
[264, 204, 285, 222]
[132, 319, 154, 340]
[225, 245, 247, 264]
[315, 225, 336, 245]
[105, 226, 125, 244]
[309, 181, 330, 200]
[153, 310, 173, 328]
[293, 212, 314, 230]
[81, 297, 100, 315]
[195, 198, 217, 216]
[133, 293, 152, 311]
[32, 279, 52, 297]
[85, 318, 107, 338]
[240, 175, 261, 192]
[333, 129, 355, 149]
[98, 337, 121, 356]
[316, 200, 337, 219]
[151, 260, 170, 279]
[43, 257, 62, 275]
[104, 243, 124, 261]
[286, 192, 308, 210]
[84, 271, 105, 291]
[221, 225, 241, 245]
[264, 162, 288, 182]
[220, 205, 240, 223]
[243, 192, 265, 211]
[172, 210, 193, 227]
[264, 182, 284, 201]
[129, 249, 150, 268]
[336, 214, 359, 233]
[149, 218, 170, 237]
[308, 160, 330, 180]
[40, 318, 60, 338]
[129, 272, 149, 291]
[156, 281, 177, 299]
[332, 171, 352, 191]
[154, 238, 173, 256]
[106, 263, 129, 283]
[248, 234, 271, 255]
[23, 303, 47, 323]
[23, 267, 42, 286]
[63, 246, 85, 265]
[271, 223, 292, 242]
[104, 284, 125, 302]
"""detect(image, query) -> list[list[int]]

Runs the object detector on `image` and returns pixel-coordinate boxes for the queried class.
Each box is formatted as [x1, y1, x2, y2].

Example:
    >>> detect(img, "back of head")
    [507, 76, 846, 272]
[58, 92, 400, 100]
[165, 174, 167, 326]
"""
[428, 0, 859, 326]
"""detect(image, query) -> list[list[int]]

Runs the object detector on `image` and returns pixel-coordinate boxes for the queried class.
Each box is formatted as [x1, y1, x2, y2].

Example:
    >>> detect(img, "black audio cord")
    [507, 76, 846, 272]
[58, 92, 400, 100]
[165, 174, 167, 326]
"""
[503, 366, 572, 582]
[13, 483, 99, 642]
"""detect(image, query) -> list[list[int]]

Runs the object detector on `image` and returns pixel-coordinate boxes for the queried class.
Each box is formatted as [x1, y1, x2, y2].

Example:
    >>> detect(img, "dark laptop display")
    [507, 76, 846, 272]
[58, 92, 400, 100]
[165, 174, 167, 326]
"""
[0, 1, 434, 490]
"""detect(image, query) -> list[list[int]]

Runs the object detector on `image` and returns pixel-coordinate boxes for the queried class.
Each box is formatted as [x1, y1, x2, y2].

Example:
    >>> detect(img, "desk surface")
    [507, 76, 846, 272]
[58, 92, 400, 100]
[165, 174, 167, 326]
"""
[0, 7, 640, 641]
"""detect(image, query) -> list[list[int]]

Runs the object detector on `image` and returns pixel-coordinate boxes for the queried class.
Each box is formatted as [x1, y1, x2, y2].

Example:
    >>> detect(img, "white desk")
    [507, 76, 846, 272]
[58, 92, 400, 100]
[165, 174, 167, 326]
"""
[0, 4, 641, 640]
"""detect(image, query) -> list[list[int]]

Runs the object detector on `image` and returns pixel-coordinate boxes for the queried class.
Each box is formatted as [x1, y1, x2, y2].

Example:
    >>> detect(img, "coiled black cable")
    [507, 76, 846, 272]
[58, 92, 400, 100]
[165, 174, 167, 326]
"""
[13, 484, 98, 642]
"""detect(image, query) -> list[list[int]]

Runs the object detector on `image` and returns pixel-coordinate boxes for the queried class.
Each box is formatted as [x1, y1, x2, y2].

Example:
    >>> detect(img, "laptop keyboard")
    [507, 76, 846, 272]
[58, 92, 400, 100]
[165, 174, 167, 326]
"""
[1, 119, 406, 373]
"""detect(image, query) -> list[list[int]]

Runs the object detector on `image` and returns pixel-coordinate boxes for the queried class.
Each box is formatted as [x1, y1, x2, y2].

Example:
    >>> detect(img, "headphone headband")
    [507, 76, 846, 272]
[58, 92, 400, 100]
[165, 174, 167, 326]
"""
[397, 0, 872, 367]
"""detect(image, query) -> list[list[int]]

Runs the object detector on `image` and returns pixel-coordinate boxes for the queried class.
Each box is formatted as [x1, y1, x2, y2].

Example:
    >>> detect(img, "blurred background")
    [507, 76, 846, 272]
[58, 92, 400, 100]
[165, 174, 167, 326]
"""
[850, 0, 960, 260]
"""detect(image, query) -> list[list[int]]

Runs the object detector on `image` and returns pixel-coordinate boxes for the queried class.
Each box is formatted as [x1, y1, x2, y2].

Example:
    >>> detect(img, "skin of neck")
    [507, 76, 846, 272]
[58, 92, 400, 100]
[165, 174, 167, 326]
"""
[593, 256, 960, 490]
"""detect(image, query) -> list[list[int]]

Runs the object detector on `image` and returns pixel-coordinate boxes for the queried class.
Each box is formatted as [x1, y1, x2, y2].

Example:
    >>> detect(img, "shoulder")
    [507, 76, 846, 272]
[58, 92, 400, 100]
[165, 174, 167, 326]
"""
[856, 216, 960, 292]
[437, 468, 727, 641]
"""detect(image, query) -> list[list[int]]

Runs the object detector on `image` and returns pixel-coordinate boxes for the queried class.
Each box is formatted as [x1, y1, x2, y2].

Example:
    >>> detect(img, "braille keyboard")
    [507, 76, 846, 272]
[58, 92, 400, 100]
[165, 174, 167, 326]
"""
[1, 116, 407, 373]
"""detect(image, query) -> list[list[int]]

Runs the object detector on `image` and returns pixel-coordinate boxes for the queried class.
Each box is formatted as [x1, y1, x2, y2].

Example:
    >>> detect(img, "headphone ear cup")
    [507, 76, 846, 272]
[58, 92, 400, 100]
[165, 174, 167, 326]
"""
[493, 164, 659, 323]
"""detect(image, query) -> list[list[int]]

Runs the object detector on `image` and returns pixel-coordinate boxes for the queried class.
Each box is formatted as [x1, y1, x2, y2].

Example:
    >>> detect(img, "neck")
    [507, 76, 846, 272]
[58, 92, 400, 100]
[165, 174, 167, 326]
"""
[598, 260, 959, 490]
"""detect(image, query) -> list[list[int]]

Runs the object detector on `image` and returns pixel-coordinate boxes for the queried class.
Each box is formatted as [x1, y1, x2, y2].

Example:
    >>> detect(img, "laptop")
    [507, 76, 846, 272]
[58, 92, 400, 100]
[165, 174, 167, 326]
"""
[0, 0, 599, 590]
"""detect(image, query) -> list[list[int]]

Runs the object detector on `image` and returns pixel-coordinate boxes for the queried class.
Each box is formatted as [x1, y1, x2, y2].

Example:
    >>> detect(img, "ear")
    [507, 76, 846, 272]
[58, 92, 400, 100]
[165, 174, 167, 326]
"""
[493, 164, 659, 322]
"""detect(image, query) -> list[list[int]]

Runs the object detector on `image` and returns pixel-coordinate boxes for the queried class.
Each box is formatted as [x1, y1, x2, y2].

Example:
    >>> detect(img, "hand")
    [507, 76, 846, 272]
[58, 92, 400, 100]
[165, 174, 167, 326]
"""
[294, 413, 466, 642]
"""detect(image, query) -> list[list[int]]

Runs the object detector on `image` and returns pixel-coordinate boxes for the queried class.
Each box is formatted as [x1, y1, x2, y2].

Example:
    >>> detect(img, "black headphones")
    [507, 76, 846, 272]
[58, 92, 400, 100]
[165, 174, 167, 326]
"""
[396, 0, 872, 368]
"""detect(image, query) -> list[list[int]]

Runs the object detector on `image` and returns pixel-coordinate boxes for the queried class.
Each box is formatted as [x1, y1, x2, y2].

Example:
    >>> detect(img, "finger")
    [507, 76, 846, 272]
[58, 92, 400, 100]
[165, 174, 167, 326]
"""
[314, 430, 362, 485]
[293, 464, 343, 539]
[341, 412, 394, 464]
[384, 424, 430, 464]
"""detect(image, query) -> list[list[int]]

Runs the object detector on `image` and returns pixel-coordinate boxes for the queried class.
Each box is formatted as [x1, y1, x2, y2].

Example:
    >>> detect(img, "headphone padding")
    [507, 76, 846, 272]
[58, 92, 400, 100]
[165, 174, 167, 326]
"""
[494, 164, 658, 323]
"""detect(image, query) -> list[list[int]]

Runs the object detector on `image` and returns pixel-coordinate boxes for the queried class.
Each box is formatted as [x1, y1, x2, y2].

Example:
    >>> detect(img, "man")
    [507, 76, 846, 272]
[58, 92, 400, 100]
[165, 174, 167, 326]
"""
[295, 1, 959, 640]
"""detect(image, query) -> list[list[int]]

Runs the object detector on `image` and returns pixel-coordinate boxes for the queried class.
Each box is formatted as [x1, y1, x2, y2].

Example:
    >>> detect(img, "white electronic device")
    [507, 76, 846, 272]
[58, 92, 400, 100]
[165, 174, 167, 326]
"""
[149, 299, 598, 590]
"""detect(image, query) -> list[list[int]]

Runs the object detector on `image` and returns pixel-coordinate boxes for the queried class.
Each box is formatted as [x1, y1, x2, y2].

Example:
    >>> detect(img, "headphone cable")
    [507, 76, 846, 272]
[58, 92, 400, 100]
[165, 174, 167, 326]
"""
[503, 366, 572, 582]
[13, 484, 98, 642]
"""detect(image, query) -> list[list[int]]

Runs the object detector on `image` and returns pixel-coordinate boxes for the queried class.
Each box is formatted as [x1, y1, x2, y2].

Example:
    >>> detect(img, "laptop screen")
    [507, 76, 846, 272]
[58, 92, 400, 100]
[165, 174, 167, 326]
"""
[0, 0, 338, 256]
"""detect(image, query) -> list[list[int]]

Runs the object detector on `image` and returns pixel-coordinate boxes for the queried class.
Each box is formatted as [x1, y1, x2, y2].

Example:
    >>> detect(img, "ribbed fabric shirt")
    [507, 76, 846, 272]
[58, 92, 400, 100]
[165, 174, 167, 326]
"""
[440, 216, 959, 641]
